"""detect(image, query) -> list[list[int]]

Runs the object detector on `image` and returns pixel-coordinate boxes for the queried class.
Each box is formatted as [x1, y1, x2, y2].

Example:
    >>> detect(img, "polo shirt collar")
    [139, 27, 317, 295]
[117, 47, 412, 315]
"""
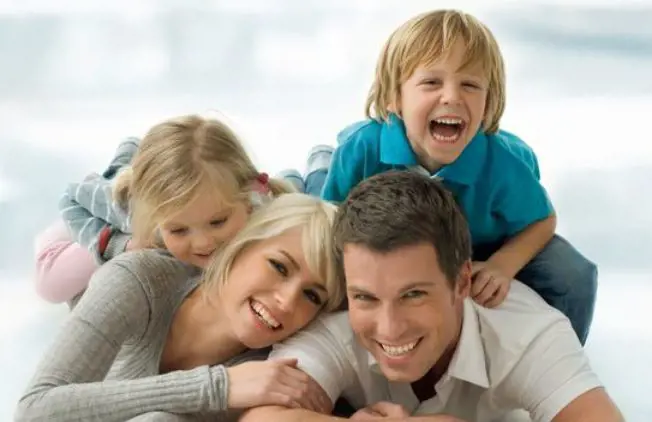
[378, 113, 488, 186]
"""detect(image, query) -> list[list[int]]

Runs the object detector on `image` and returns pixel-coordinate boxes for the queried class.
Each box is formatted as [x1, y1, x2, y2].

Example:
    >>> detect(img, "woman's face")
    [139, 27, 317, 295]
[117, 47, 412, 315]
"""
[218, 227, 329, 349]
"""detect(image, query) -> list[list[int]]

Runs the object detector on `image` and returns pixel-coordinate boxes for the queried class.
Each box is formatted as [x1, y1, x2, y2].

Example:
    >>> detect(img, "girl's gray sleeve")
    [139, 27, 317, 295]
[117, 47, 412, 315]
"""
[15, 255, 229, 422]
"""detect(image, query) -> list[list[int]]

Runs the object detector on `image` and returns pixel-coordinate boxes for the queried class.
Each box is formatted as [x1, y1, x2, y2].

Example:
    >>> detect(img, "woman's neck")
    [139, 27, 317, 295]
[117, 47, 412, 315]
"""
[164, 286, 246, 371]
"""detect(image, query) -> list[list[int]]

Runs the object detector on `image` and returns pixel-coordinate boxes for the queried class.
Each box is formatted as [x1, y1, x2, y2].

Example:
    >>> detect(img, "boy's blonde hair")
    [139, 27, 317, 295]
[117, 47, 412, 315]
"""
[365, 9, 506, 134]
[202, 193, 345, 312]
[113, 114, 294, 247]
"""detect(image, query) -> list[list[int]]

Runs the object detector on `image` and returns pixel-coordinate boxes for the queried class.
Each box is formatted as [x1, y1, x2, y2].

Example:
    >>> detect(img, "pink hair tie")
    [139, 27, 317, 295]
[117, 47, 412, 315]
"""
[256, 172, 269, 185]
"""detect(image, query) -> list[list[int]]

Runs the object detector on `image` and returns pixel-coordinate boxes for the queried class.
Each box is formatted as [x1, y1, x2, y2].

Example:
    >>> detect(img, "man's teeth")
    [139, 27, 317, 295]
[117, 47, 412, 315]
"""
[434, 117, 463, 125]
[251, 300, 281, 329]
[380, 340, 419, 356]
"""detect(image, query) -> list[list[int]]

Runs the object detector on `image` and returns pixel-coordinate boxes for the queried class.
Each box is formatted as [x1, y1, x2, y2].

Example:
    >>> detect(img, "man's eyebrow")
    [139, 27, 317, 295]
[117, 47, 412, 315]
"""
[347, 286, 374, 294]
[399, 281, 436, 292]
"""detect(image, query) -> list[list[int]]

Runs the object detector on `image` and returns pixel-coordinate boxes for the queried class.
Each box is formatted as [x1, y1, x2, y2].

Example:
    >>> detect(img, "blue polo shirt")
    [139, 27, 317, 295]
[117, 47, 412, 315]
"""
[321, 114, 554, 246]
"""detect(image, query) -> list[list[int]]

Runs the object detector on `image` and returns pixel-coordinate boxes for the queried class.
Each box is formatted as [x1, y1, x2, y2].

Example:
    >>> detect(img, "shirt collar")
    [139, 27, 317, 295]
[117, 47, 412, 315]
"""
[445, 299, 490, 389]
[378, 113, 488, 186]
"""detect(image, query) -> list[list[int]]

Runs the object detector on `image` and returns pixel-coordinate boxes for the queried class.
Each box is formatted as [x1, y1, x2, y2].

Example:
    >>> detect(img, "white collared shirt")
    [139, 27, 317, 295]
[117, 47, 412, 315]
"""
[270, 281, 602, 422]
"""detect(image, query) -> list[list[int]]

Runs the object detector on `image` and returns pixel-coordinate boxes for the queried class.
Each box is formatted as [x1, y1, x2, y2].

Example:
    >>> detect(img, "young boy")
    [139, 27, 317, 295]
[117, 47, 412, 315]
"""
[321, 9, 597, 345]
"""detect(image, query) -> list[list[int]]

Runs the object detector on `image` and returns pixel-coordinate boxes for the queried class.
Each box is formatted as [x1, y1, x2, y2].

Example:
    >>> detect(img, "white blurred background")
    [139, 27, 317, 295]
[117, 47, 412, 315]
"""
[1, 0, 651, 420]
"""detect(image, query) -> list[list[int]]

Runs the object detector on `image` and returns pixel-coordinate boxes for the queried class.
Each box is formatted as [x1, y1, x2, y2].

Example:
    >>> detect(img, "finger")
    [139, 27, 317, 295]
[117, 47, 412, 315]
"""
[369, 401, 409, 417]
[272, 357, 299, 368]
[275, 371, 326, 412]
[485, 282, 510, 308]
[471, 271, 492, 296]
[471, 261, 485, 276]
[473, 277, 499, 305]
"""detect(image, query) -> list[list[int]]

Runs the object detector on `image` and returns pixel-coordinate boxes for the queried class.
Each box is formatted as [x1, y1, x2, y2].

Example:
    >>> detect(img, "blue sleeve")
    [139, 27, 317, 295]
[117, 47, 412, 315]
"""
[320, 144, 364, 203]
[494, 154, 555, 236]
[321, 123, 379, 203]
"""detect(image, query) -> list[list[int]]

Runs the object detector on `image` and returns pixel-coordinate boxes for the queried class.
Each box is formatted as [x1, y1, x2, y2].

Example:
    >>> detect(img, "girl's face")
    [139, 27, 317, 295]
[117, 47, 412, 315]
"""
[159, 188, 249, 268]
[218, 227, 329, 349]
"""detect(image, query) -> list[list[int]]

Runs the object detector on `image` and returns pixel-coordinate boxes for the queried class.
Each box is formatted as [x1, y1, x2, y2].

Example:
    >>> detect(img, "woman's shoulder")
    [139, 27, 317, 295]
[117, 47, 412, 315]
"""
[105, 249, 200, 300]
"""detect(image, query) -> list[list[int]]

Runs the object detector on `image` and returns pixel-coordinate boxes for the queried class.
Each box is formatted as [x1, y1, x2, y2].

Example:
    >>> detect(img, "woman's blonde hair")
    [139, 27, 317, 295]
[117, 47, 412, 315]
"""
[202, 193, 345, 312]
[365, 9, 506, 134]
[113, 114, 294, 247]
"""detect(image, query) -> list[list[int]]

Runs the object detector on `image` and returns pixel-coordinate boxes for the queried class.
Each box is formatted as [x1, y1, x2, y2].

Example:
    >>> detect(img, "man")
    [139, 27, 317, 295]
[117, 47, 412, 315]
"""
[240, 171, 622, 422]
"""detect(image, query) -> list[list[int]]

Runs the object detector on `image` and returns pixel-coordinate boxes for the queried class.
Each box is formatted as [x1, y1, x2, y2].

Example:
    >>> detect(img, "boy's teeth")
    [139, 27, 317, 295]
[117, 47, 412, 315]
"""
[435, 117, 463, 125]
[251, 300, 281, 329]
[380, 340, 419, 356]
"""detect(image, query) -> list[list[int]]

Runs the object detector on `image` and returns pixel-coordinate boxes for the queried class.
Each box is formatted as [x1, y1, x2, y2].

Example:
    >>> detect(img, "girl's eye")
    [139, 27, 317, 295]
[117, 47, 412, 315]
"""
[210, 218, 228, 227]
[169, 228, 188, 235]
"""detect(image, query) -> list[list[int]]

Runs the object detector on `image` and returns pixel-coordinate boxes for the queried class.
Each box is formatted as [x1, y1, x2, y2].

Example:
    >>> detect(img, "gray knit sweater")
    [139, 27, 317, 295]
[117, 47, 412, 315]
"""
[15, 249, 268, 422]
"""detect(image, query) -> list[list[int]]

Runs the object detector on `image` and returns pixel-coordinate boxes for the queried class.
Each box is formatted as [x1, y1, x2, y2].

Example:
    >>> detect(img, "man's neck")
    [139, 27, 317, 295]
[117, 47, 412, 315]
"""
[410, 343, 457, 401]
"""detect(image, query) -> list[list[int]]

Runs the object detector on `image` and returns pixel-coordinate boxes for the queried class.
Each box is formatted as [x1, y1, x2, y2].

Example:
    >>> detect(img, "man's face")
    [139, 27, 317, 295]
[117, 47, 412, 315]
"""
[344, 242, 471, 382]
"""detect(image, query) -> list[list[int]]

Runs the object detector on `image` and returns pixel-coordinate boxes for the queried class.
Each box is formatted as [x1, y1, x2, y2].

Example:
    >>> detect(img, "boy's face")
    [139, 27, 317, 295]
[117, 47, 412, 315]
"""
[344, 242, 471, 383]
[396, 39, 488, 173]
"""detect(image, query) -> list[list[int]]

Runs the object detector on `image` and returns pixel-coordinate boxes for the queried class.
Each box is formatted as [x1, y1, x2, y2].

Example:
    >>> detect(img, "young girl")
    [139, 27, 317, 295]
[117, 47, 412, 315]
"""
[33, 114, 319, 304]
[17, 193, 345, 421]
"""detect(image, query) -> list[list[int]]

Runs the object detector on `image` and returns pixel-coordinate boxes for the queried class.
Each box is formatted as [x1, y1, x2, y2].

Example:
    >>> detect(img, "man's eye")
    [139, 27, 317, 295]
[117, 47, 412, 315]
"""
[352, 293, 375, 302]
[403, 290, 426, 299]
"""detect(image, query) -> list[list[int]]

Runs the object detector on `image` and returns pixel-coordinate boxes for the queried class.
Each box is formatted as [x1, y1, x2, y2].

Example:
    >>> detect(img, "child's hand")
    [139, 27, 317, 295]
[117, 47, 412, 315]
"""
[471, 261, 511, 308]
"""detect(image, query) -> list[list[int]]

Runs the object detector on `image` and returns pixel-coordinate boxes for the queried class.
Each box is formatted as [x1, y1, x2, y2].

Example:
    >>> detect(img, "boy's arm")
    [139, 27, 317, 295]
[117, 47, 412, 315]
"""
[489, 150, 556, 278]
[486, 214, 556, 279]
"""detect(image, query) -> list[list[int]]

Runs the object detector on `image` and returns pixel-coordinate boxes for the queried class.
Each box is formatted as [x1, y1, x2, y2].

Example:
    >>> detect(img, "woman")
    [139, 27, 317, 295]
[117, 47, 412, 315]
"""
[15, 193, 344, 422]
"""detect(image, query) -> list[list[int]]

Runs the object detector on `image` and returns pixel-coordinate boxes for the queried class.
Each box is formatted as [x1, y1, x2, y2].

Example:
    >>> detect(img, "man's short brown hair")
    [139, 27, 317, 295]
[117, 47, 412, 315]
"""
[332, 171, 472, 287]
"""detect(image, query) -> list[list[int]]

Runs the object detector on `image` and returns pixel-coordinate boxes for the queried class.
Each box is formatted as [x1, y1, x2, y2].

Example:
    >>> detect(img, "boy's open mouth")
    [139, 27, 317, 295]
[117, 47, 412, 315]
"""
[429, 117, 466, 143]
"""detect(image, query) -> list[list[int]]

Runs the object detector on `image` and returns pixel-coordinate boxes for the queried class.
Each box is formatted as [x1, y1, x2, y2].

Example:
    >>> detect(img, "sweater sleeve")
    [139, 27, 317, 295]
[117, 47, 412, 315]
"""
[15, 252, 229, 422]
[59, 173, 131, 263]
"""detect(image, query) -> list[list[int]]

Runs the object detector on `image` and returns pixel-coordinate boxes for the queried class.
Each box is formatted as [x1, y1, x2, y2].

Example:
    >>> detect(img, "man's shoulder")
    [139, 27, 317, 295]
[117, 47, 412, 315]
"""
[474, 282, 571, 378]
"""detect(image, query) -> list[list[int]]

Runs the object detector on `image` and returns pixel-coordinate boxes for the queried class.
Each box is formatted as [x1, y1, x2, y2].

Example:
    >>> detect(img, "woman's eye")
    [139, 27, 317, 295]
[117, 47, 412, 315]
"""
[304, 289, 323, 306]
[269, 259, 288, 277]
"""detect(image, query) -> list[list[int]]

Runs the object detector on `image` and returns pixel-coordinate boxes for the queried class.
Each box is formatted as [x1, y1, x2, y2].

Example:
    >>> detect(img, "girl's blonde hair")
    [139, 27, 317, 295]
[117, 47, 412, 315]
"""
[113, 114, 294, 247]
[202, 193, 345, 312]
[365, 9, 506, 134]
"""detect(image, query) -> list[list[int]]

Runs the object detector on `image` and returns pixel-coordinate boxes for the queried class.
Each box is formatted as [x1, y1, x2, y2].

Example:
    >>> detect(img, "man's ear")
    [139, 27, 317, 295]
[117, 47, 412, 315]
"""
[456, 260, 472, 298]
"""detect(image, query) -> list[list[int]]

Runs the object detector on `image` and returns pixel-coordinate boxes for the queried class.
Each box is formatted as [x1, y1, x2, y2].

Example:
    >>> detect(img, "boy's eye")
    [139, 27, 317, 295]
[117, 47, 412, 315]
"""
[269, 259, 288, 277]
[303, 289, 323, 306]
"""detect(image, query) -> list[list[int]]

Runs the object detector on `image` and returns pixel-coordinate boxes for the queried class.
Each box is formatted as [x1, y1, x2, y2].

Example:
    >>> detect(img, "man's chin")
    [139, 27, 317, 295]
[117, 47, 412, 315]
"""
[377, 361, 427, 383]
